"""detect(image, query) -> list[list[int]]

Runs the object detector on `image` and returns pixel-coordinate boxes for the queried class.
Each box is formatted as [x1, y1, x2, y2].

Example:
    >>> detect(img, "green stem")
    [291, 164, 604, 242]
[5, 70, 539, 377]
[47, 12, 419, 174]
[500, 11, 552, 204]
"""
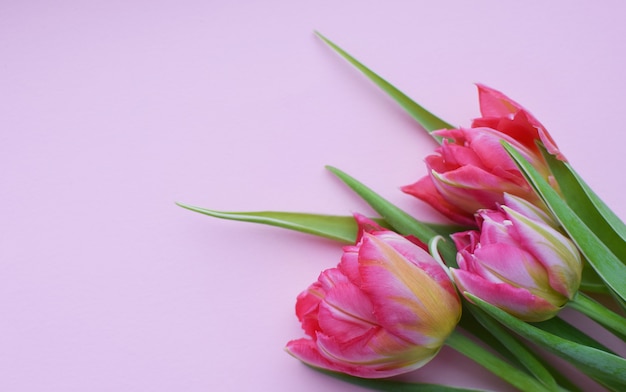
[445, 330, 555, 392]
[568, 292, 626, 341]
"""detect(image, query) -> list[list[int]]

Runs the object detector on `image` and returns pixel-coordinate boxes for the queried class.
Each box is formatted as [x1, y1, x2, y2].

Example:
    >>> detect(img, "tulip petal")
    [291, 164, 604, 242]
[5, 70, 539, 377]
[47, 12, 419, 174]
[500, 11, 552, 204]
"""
[504, 206, 582, 299]
[502, 193, 556, 228]
[476, 211, 517, 247]
[315, 327, 421, 367]
[285, 338, 384, 378]
[450, 230, 480, 253]
[438, 141, 484, 169]
[289, 331, 437, 378]
[357, 234, 460, 345]
[463, 127, 544, 174]
[451, 269, 560, 322]
[338, 246, 361, 285]
[430, 165, 531, 212]
[475, 84, 564, 160]
[401, 176, 476, 226]
[472, 243, 566, 307]
[476, 83, 521, 117]
[295, 281, 324, 338]
[318, 281, 377, 342]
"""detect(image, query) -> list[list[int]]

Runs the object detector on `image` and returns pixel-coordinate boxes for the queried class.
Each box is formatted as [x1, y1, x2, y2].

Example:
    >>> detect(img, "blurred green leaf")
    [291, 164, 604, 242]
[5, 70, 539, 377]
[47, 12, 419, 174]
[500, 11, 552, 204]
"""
[312, 367, 486, 392]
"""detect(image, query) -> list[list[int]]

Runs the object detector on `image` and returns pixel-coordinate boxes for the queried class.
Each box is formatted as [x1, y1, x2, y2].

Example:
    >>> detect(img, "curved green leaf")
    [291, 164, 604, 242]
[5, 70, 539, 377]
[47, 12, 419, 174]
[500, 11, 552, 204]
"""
[177, 203, 359, 243]
[568, 293, 626, 341]
[541, 147, 626, 264]
[468, 294, 626, 390]
[580, 262, 609, 294]
[325, 166, 457, 263]
[177, 203, 464, 245]
[466, 306, 560, 390]
[532, 317, 614, 354]
[312, 367, 486, 392]
[315, 32, 454, 139]
[445, 330, 554, 392]
[503, 142, 626, 303]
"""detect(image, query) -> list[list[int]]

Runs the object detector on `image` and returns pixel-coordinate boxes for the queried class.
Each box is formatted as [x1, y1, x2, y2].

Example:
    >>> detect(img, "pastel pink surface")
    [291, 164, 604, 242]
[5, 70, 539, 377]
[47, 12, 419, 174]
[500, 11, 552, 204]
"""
[2, 1, 626, 391]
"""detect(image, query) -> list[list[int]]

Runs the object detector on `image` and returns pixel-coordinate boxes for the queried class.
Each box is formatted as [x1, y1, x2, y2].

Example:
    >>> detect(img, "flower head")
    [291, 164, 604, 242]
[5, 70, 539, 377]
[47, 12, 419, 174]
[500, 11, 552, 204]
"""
[450, 194, 582, 322]
[285, 216, 461, 378]
[402, 85, 562, 226]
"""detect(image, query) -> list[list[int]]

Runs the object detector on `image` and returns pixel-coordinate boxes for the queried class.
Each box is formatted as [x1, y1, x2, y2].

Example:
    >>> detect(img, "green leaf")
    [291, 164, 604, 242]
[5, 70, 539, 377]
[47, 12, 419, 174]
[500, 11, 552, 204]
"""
[580, 261, 609, 294]
[325, 166, 458, 263]
[503, 142, 626, 303]
[445, 330, 554, 392]
[312, 367, 485, 392]
[466, 306, 560, 390]
[532, 316, 614, 354]
[426, 222, 474, 238]
[315, 32, 454, 139]
[177, 203, 359, 243]
[468, 294, 626, 390]
[177, 203, 464, 245]
[568, 293, 626, 341]
[541, 147, 626, 264]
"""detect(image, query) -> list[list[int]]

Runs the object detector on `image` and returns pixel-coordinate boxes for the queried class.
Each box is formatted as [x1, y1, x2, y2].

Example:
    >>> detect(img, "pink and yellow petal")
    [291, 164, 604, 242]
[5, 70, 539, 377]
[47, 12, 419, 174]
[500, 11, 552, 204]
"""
[451, 269, 561, 322]
[357, 234, 460, 343]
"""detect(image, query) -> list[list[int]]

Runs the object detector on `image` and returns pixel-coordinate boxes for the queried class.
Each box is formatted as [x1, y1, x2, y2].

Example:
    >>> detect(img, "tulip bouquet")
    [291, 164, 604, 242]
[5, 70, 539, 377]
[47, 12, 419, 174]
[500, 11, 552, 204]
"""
[179, 33, 626, 391]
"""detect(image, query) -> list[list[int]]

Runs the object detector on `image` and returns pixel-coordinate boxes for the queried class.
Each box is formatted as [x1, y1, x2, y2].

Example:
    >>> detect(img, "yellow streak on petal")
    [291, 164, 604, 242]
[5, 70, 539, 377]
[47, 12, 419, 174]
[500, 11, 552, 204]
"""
[365, 236, 461, 340]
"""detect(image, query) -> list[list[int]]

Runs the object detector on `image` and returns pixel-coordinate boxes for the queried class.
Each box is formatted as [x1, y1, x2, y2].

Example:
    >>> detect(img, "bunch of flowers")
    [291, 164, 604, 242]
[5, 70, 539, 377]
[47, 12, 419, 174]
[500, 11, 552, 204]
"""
[179, 34, 626, 391]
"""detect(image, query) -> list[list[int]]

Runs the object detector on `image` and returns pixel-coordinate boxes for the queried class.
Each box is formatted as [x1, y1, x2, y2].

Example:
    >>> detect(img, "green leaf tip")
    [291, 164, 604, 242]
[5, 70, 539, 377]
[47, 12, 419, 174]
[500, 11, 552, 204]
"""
[177, 202, 363, 243]
[314, 32, 454, 138]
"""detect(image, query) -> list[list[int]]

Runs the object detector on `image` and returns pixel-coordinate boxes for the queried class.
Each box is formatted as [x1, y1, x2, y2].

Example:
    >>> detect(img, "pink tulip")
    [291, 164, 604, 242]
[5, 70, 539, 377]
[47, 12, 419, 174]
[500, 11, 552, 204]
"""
[450, 194, 582, 322]
[472, 84, 565, 161]
[402, 85, 562, 226]
[285, 216, 461, 378]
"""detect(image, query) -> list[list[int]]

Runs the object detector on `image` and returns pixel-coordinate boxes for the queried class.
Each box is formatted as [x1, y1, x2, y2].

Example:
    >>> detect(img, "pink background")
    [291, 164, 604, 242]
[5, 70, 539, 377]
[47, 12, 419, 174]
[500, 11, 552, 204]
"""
[2, 1, 625, 391]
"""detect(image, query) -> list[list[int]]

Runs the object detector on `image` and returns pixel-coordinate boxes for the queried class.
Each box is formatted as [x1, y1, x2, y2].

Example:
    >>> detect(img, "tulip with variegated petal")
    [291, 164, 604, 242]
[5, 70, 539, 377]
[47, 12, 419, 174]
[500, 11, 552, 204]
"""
[450, 194, 582, 322]
[286, 217, 461, 378]
[403, 85, 562, 225]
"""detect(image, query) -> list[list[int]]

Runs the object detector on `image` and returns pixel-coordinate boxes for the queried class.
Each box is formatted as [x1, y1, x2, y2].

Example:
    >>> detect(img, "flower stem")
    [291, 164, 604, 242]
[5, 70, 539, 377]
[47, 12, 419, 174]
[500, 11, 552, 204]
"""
[568, 292, 626, 341]
[445, 330, 555, 392]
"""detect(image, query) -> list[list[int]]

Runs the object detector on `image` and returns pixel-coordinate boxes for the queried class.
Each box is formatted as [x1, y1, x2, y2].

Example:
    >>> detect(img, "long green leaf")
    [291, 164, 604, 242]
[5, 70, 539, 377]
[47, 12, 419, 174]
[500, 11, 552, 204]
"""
[177, 203, 464, 244]
[315, 32, 454, 138]
[312, 367, 485, 392]
[325, 166, 457, 263]
[568, 293, 626, 341]
[176, 203, 362, 243]
[579, 261, 609, 294]
[503, 143, 626, 303]
[541, 147, 626, 263]
[468, 294, 626, 389]
[466, 306, 560, 390]
[532, 317, 614, 354]
[445, 330, 553, 392]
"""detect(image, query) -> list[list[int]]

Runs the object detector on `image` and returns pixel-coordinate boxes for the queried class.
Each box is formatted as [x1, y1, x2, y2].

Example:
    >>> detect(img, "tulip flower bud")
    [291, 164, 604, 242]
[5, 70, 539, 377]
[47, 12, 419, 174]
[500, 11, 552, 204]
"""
[402, 85, 562, 226]
[285, 218, 461, 378]
[450, 194, 582, 322]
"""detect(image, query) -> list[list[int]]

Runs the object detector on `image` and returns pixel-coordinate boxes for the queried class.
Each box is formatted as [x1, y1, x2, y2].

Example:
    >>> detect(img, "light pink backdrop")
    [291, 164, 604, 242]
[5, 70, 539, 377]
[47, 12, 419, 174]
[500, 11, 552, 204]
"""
[2, 1, 625, 391]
